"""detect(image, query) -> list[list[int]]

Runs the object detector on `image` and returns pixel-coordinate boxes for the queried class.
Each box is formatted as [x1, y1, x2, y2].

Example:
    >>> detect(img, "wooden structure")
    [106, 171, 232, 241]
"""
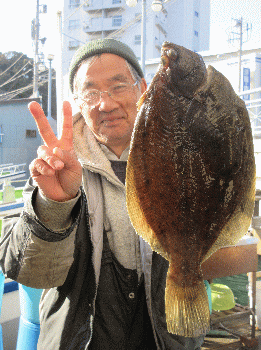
[201, 191, 261, 348]
[202, 237, 258, 340]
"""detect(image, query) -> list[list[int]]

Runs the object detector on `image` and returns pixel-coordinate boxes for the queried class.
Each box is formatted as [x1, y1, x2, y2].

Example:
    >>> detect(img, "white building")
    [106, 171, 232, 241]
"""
[62, 0, 210, 85]
[202, 48, 261, 133]
[145, 48, 261, 127]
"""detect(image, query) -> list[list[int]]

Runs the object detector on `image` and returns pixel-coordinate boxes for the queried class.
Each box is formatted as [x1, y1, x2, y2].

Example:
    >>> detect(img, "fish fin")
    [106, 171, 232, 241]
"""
[165, 266, 210, 337]
[126, 153, 168, 259]
[203, 177, 256, 262]
[137, 91, 148, 111]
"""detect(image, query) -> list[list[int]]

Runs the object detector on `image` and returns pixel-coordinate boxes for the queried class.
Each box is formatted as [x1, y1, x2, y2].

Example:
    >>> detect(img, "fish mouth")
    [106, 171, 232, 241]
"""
[161, 42, 178, 69]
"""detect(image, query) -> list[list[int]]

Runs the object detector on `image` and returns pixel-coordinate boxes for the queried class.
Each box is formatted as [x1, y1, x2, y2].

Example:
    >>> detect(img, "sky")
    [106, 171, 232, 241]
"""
[209, 0, 261, 54]
[0, 0, 63, 68]
[0, 0, 261, 69]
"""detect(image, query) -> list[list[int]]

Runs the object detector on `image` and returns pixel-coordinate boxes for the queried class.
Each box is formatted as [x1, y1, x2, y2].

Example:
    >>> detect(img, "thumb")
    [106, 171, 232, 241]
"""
[53, 147, 80, 169]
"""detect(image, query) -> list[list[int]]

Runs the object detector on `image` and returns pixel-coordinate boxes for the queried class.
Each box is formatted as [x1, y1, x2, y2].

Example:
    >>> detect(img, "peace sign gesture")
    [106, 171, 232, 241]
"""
[29, 101, 82, 202]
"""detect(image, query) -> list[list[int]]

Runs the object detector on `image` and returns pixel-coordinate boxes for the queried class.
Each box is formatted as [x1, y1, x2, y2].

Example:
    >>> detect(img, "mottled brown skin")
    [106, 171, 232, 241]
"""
[130, 41, 254, 283]
[126, 41, 255, 336]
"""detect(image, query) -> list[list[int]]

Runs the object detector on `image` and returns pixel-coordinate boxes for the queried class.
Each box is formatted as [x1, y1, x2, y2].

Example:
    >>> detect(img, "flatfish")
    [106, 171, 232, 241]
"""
[126, 41, 256, 337]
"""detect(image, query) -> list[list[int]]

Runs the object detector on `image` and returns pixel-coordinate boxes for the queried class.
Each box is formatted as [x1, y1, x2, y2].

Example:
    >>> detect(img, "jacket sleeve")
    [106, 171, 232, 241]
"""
[0, 178, 83, 289]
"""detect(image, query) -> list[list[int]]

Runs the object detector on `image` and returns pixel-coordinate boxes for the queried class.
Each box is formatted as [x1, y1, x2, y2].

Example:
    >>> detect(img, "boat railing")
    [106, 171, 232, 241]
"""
[0, 271, 42, 350]
[0, 164, 26, 184]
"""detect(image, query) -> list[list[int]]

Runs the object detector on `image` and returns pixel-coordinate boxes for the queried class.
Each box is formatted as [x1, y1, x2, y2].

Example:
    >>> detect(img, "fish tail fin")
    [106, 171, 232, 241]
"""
[137, 91, 148, 111]
[165, 273, 210, 337]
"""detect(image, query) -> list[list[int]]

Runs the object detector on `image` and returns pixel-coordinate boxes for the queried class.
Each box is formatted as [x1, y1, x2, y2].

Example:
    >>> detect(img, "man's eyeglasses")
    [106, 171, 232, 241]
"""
[75, 81, 138, 107]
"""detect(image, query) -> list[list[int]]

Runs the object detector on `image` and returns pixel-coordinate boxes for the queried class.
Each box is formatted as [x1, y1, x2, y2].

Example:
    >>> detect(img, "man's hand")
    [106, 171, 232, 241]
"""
[28, 101, 82, 202]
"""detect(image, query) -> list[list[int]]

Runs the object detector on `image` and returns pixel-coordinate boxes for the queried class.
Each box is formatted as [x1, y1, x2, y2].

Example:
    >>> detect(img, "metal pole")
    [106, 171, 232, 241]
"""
[238, 18, 243, 93]
[33, 0, 40, 97]
[101, 0, 104, 39]
[141, 0, 146, 75]
[56, 11, 63, 139]
[47, 59, 52, 120]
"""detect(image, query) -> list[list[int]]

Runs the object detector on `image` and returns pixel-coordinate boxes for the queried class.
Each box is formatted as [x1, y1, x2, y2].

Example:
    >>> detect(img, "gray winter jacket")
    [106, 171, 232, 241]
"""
[0, 113, 205, 349]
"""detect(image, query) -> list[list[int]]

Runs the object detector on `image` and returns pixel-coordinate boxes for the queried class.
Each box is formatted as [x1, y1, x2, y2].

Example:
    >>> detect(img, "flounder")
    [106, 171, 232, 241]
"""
[126, 42, 256, 337]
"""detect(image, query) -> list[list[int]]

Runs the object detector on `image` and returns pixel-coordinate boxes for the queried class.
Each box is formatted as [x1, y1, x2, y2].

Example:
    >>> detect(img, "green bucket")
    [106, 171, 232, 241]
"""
[210, 283, 235, 311]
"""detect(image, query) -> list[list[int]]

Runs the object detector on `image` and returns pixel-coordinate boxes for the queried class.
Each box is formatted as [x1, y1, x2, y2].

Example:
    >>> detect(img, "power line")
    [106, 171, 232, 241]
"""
[0, 53, 25, 77]
[0, 66, 50, 101]
[0, 83, 34, 100]
[0, 75, 50, 101]
[1, 68, 34, 89]
[0, 61, 33, 89]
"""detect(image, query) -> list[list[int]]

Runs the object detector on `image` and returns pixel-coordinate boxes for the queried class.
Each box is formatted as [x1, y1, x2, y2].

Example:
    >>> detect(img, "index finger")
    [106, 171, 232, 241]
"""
[59, 101, 74, 150]
[28, 101, 58, 148]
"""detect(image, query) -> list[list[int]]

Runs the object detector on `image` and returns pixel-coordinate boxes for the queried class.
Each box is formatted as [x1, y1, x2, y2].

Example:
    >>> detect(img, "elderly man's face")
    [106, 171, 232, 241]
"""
[74, 53, 146, 157]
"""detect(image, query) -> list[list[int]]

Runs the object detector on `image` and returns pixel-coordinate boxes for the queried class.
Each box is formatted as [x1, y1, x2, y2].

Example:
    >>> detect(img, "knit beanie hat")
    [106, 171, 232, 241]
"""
[69, 38, 144, 92]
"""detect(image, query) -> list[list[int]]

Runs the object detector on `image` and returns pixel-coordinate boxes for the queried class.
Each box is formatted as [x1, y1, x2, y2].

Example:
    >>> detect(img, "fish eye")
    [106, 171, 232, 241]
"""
[167, 49, 177, 60]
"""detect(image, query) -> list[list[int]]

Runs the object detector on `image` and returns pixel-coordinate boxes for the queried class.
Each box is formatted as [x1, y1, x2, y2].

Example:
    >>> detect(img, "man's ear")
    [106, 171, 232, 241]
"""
[72, 92, 82, 113]
[140, 78, 147, 94]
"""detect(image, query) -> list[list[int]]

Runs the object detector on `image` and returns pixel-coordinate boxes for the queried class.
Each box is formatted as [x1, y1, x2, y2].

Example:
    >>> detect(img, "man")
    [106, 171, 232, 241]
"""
[0, 39, 205, 349]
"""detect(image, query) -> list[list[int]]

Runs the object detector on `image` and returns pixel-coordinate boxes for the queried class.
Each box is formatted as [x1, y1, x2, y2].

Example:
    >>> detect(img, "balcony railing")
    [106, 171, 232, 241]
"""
[83, 16, 123, 33]
[84, 0, 124, 13]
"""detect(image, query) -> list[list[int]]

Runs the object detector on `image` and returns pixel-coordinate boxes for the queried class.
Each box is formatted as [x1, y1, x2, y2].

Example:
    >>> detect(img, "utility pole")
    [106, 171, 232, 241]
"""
[126, 0, 163, 77]
[32, 1, 47, 98]
[236, 18, 243, 93]
[227, 17, 252, 93]
[47, 54, 54, 121]
[33, 0, 40, 97]
[56, 11, 63, 139]
[141, 0, 146, 75]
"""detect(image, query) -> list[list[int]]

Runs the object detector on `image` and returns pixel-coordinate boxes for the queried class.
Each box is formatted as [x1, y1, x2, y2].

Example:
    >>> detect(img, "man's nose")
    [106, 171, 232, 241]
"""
[98, 92, 119, 111]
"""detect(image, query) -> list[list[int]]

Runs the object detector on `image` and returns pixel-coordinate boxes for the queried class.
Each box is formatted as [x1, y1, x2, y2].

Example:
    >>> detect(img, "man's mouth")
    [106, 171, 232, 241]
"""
[101, 116, 124, 126]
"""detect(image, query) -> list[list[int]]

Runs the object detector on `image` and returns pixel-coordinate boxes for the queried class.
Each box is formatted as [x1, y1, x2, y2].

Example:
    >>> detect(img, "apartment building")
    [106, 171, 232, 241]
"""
[62, 0, 210, 85]
[0, 98, 42, 180]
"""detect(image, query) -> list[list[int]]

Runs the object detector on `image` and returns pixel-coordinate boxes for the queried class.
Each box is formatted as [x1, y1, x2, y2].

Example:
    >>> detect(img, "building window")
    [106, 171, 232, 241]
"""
[242, 67, 250, 100]
[135, 35, 141, 45]
[195, 11, 199, 17]
[69, 41, 80, 50]
[0, 125, 3, 143]
[194, 30, 199, 37]
[69, 20, 80, 30]
[69, 0, 80, 8]
[26, 130, 37, 138]
[112, 16, 122, 27]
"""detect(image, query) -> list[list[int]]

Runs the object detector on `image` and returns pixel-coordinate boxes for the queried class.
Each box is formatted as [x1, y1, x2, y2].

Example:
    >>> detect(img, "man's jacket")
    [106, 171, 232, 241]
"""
[0, 114, 205, 350]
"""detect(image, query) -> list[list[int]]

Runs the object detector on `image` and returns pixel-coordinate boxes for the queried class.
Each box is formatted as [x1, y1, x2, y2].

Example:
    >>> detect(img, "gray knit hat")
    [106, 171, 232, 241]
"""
[69, 38, 144, 92]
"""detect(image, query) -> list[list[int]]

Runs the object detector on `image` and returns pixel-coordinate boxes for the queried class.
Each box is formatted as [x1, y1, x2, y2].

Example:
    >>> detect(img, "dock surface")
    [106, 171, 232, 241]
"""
[202, 305, 261, 349]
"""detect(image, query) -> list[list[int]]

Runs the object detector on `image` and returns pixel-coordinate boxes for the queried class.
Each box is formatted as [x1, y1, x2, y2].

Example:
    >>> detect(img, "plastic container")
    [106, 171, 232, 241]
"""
[256, 281, 261, 329]
[0, 271, 5, 315]
[204, 280, 212, 314]
[210, 283, 235, 311]
[0, 325, 3, 350]
[18, 284, 43, 324]
[16, 284, 43, 349]
[16, 316, 40, 350]
[0, 270, 5, 350]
